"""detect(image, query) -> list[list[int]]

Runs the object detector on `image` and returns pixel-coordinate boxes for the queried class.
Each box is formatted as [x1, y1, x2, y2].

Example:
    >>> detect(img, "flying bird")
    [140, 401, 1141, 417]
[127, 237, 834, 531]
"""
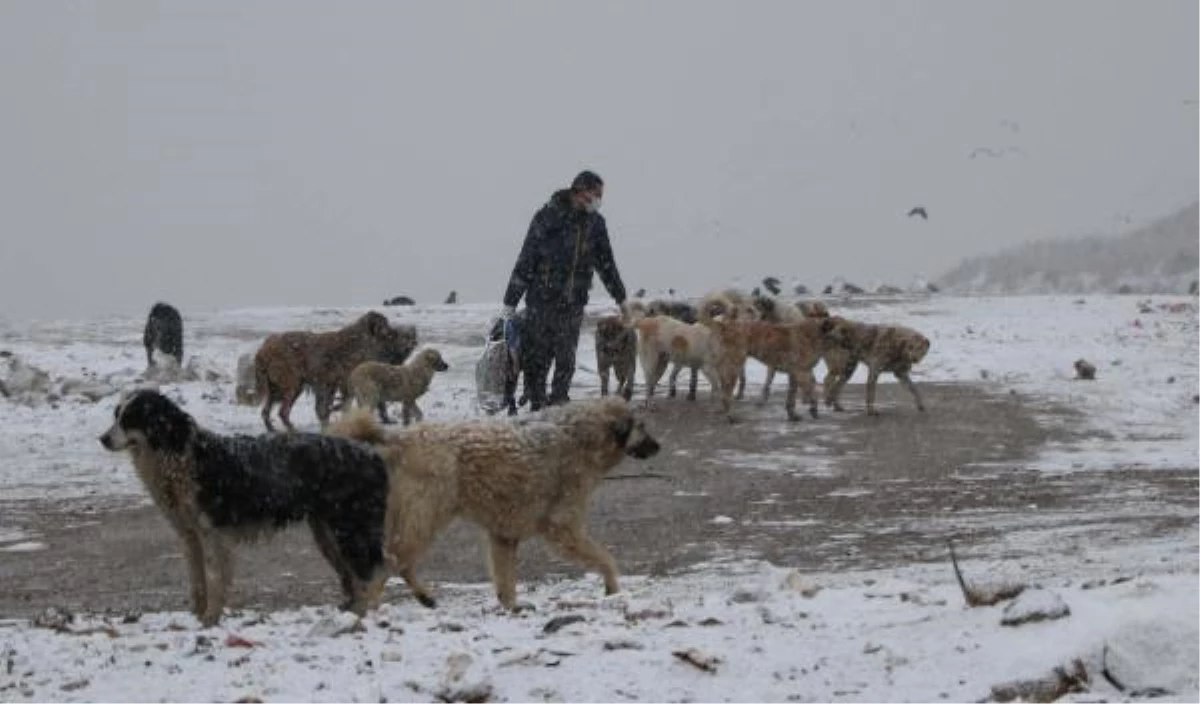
[969, 145, 1026, 160]
[907, 206, 928, 220]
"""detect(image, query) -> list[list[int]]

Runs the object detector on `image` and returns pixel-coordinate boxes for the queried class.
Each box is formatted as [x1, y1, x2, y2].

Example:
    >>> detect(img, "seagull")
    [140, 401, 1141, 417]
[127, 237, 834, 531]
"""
[907, 206, 928, 220]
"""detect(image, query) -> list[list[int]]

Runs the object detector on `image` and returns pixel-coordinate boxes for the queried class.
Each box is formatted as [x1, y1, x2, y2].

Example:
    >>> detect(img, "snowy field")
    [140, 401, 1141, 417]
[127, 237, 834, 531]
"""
[1, 293, 1197, 702]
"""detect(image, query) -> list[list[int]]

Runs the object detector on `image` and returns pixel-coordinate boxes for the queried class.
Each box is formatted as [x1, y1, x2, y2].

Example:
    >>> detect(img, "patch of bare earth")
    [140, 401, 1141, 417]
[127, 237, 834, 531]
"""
[0, 383, 1194, 618]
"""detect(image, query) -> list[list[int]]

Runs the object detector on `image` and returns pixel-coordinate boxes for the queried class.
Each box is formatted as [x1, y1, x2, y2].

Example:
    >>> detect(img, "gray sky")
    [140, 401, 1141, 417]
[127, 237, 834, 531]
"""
[1, 1, 1196, 321]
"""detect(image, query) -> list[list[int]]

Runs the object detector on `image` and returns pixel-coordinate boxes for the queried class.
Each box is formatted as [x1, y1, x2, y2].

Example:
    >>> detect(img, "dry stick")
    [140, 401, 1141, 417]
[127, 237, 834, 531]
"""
[1100, 644, 1126, 692]
[947, 539, 1025, 607]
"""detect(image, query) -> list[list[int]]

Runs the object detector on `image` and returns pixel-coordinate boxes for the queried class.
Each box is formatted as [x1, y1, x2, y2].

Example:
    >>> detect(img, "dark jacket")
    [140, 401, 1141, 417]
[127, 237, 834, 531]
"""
[503, 189, 626, 310]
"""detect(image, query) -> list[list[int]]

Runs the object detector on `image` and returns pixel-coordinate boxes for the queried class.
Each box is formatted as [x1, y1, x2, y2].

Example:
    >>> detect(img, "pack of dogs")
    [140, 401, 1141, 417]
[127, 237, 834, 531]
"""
[104, 291, 929, 626]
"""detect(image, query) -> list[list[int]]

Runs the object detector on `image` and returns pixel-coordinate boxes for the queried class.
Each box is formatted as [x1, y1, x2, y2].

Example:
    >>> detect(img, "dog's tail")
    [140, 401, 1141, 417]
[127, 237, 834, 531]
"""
[328, 408, 388, 446]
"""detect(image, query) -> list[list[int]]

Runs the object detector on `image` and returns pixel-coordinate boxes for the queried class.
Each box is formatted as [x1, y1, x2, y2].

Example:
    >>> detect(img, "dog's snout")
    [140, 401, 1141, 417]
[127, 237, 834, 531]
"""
[99, 432, 113, 450]
[627, 435, 661, 459]
[436, 361, 450, 371]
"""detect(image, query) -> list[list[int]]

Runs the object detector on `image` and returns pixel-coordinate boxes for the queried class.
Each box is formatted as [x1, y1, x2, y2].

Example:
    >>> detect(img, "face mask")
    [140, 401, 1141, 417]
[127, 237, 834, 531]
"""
[585, 195, 602, 213]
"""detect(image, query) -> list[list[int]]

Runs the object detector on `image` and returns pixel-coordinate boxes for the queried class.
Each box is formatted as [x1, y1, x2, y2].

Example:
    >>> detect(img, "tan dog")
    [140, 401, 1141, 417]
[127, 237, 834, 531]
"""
[254, 312, 417, 432]
[347, 347, 449, 426]
[330, 397, 661, 611]
[631, 312, 723, 407]
[595, 315, 637, 400]
[704, 316, 836, 422]
[697, 288, 759, 399]
[752, 296, 838, 403]
[823, 317, 930, 415]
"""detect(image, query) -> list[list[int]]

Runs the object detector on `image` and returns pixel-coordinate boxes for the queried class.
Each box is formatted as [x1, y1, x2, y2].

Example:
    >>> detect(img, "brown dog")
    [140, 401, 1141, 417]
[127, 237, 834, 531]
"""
[595, 315, 637, 400]
[697, 288, 759, 399]
[330, 397, 661, 611]
[347, 347, 449, 426]
[705, 316, 835, 422]
[254, 311, 417, 432]
[823, 317, 930, 415]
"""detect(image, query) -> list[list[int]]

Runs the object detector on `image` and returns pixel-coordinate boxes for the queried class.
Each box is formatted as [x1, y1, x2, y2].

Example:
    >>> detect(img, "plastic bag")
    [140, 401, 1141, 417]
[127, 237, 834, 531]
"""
[475, 315, 520, 415]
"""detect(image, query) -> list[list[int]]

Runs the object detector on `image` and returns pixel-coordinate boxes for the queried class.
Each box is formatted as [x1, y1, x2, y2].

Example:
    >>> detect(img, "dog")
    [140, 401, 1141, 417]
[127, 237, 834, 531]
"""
[330, 397, 661, 611]
[751, 297, 845, 405]
[98, 389, 389, 626]
[254, 311, 417, 432]
[697, 288, 759, 399]
[347, 347, 449, 425]
[595, 315, 637, 400]
[823, 317, 931, 415]
[143, 302, 184, 369]
[704, 316, 836, 422]
[628, 307, 723, 407]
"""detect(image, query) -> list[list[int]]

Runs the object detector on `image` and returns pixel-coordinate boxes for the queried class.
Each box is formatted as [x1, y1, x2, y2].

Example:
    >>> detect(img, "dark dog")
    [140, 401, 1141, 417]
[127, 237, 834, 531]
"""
[98, 389, 389, 627]
[143, 302, 183, 368]
[595, 315, 637, 400]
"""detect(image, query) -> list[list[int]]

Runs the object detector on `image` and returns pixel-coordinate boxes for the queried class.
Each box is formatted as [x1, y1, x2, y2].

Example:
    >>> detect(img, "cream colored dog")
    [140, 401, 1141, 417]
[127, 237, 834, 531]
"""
[330, 397, 661, 611]
[629, 307, 724, 407]
[347, 347, 449, 426]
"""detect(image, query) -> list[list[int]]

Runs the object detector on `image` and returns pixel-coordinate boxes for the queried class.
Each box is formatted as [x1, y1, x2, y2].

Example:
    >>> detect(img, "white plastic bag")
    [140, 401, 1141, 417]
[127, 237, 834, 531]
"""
[475, 315, 519, 415]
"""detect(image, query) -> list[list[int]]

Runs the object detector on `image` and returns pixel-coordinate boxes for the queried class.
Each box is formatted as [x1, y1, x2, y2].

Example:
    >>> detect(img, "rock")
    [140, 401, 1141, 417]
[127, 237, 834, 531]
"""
[780, 570, 822, 598]
[1074, 359, 1096, 380]
[235, 353, 258, 405]
[793, 284, 809, 295]
[306, 611, 365, 638]
[988, 658, 1088, 702]
[876, 284, 904, 295]
[1190, 280, 1198, 295]
[444, 290, 459, 305]
[1101, 618, 1198, 696]
[383, 296, 416, 307]
[999, 588, 1071, 627]
[542, 614, 586, 634]
[0, 355, 51, 397]
[435, 652, 493, 703]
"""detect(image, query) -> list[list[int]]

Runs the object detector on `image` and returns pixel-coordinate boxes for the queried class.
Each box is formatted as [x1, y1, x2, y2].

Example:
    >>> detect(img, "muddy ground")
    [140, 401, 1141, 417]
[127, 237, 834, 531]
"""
[0, 382, 1195, 618]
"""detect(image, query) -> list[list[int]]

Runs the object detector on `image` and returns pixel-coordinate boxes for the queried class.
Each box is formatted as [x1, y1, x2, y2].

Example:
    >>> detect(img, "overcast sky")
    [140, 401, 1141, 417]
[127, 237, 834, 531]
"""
[0, 1, 1195, 321]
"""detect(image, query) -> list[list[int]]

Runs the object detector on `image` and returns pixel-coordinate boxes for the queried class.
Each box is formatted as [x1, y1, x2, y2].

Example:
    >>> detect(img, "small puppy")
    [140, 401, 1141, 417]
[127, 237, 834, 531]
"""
[595, 315, 637, 400]
[348, 348, 450, 426]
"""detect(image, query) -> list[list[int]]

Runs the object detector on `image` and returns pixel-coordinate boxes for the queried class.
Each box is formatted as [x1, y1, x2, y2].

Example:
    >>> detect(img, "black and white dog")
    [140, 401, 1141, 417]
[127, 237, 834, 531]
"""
[143, 302, 184, 368]
[98, 389, 389, 627]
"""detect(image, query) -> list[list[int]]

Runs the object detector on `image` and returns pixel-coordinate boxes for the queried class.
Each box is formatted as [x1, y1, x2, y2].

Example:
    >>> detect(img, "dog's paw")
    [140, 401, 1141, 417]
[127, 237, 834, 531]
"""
[416, 593, 438, 609]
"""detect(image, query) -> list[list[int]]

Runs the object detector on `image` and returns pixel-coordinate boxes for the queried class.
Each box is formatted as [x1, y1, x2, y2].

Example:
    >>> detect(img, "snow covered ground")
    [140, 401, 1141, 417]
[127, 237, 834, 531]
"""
[1, 294, 1196, 702]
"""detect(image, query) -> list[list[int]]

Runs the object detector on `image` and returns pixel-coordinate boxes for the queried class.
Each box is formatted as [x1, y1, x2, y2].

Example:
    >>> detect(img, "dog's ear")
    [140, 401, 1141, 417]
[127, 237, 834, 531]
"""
[820, 318, 836, 335]
[609, 414, 634, 448]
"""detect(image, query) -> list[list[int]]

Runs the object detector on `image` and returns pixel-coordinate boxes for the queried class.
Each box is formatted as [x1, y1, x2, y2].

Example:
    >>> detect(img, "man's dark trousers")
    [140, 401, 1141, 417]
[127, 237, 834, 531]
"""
[521, 304, 585, 411]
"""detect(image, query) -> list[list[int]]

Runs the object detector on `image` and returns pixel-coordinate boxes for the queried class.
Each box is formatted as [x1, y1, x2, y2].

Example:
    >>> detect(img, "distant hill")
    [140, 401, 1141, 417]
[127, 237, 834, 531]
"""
[936, 202, 1198, 295]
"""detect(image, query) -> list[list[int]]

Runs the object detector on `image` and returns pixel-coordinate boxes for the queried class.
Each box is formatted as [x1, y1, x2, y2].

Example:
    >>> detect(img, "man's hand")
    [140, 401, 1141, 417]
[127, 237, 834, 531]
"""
[501, 305, 517, 319]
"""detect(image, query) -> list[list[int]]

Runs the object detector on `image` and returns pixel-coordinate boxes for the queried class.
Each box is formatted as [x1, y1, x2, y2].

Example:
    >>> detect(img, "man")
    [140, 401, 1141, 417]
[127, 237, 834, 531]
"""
[502, 170, 627, 411]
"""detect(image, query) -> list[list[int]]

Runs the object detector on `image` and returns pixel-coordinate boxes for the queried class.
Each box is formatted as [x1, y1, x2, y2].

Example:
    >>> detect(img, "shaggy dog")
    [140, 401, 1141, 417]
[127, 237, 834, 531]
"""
[347, 347, 450, 426]
[823, 317, 931, 415]
[696, 288, 759, 399]
[704, 316, 836, 422]
[330, 397, 661, 611]
[628, 307, 723, 407]
[254, 311, 417, 432]
[594, 315, 637, 400]
[98, 389, 389, 626]
[143, 302, 184, 369]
